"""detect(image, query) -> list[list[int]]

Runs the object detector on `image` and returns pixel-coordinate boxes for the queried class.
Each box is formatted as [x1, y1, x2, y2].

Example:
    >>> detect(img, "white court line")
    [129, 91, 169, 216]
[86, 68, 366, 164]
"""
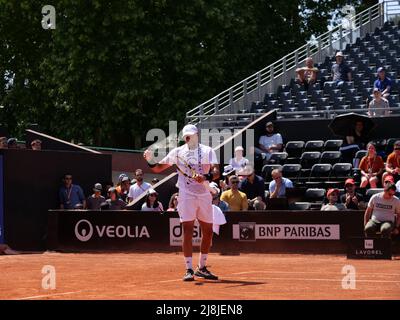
[233, 276, 400, 284]
[17, 291, 83, 300]
[232, 270, 400, 276]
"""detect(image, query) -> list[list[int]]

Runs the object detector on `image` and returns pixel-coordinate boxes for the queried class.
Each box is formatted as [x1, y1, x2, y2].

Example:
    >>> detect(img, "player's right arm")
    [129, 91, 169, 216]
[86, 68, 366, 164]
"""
[143, 149, 173, 173]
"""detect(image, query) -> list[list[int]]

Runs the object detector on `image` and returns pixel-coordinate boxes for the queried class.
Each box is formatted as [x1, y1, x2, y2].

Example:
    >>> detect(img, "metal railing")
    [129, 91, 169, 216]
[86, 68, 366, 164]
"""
[186, 2, 388, 128]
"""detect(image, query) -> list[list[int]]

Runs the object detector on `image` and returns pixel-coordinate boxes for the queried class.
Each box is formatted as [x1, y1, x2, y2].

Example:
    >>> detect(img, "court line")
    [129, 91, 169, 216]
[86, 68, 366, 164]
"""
[233, 276, 400, 284]
[232, 270, 400, 276]
[17, 291, 83, 300]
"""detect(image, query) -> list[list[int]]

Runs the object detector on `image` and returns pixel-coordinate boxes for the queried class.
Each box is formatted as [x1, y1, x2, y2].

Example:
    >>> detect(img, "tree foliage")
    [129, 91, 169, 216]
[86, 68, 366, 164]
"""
[0, 0, 369, 147]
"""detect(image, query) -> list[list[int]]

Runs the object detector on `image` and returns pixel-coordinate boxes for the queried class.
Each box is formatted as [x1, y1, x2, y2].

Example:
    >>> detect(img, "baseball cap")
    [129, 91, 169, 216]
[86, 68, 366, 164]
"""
[345, 178, 355, 186]
[209, 181, 220, 195]
[222, 165, 235, 176]
[148, 188, 158, 195]
[266, 121, 274, 127]
[93, 183, 102, 192]
[377, 67, 385, 73]
[237, 165, 254, 176]
[336, 51, 344, 57]
[235, 146, 244, 152]
[118, 173, 128, 182]
[182, 124, 198, 138]
[373, 87, 380, 92]
[121, 176, 130, 183]
[327, 188, 340, 197]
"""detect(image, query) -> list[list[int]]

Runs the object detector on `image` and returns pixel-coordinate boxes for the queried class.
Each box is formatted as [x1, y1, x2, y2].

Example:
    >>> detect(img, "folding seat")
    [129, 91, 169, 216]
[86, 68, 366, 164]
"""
[282, 164, 302, 179]
[264, 93, 277, 102]
[316, 97, 331, 111]
[297, 98, 312, 112]
[282, 99, 296, 112]
[261, 164, 282, 181]
[311, 90, 324, 103]
[284, 141, 305, 158]
[267, 152, 288, 165]
[329, 163, 352, 179]
[320, 151, 342, 165]
[279, 92, 292, 104]
[289, 202, 311, 210]
[305, 188, 326, 203]
[266, 100, 279, 110]
[295, 91, 308, 101]
[350, 96, 364, 109]
[386, 138, 400, 154]
[306, 164, 332, 188]
[333, 97, 349, 110]
[300, 151, 321, 169]
[329, 89, 342, 102]
[387, 94, 399, 106]
[250, 101, 264, 113]
[304, 140, 324, 152]
[365, 188, 384, 201]
[324, 140, 343, 151]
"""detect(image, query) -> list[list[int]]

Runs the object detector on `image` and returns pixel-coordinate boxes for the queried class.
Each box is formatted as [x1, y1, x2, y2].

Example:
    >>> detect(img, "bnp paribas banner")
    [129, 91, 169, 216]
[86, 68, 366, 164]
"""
[0, 156, 4, 244]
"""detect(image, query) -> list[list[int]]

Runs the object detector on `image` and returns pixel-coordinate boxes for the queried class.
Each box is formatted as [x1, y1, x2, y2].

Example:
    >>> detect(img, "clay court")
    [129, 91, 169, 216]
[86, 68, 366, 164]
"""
[0, 252, 399, 300]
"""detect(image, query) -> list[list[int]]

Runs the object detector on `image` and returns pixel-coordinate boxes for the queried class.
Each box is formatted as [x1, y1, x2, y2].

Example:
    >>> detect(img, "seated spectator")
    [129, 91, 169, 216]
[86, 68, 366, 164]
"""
[238, 165, 266, 210]
[254, 121, 283, 162]
[59, 174, 86, 209]
[220, 175, 248, 211]
[321, 189, 346, 211]
[167, 193, 178, 212]
[104, 187, 127, 210]
[295, 57, 318, 91]
[219, 165, 236, 192]
[340, 120, 369, 165]
[331, 51, 351, 86]
[229, 146, 249, 171]
[359, 142, 384, 189]
[269, 169, 293, 199]
[368, 88, 389, 117]
[0, 137, 7, 149]
[340, 179, 366, 210]
[209, 181, 229, 211]
[128, 169, 152, 203]
[30, 139, 42, 150]
[151, 177, 160, 185]
[141, 189, 164, 212]
[382, 140, 400, 185]
[86, 183, 106, 210]
[374, 67, 391, 98]
[117, 176, 130, 203]
[364, 182, 400, 238]
[7, 138, 18, 149]
[104, 181, 114, 197]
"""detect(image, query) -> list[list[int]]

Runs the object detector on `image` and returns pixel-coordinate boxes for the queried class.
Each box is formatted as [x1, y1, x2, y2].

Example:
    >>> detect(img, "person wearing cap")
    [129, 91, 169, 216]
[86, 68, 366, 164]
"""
[30, 139, 42, 151]
[141, 189, 164, 212]
[219, 165, 236, 192]
[128, 169, 152, 203]
[256, 121, 283, 162]
[364, 182, 400, 238]
[331, 51, 351, 86]
[220, 175, 248, 211]
[59, 173, 86, 209]
[382, 140, 400, 186]
[269, 169, 293, 199]
[374, 67, 391, 98]
[151, 177, 160, 185]
[359, 142, 385, 189]
[7, 138, 18, 149]
[117, 176, 131, 203]
[368, 88, 389, 117]
[238, 165, 266, 210]
[103, 187, 127, 210]
[321, 189, 346, 211]
[229, 146, 249, 171]
[0, 137, 7, 149]
[340, 179, 366, 210]
[86, 183, 106, 210]
[143, 124, 220, 281]
[295, 57, 319, 91]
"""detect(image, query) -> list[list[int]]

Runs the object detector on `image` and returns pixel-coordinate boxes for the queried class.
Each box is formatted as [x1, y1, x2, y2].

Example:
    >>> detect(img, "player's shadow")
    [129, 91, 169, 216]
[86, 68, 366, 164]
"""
[196, 279, 265, 288]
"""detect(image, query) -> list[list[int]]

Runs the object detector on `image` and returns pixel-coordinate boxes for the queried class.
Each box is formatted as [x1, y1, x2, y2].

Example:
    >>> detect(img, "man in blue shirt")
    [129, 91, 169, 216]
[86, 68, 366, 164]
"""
[59, 173, 86, 209]
[238, 165, 266, 210]
[269, 169, 293, 198]
[374, 67, 391, 98]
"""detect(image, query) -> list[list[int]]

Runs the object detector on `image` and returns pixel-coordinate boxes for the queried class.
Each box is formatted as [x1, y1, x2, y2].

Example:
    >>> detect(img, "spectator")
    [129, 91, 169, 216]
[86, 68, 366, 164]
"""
[340, 178, 366, 210]
[255, 121, 283, 162]
[396, 179, 400, 193]
[0, 137, 7, 149]
[331, 51, 351, 86]
[104, 181, 114, 197]
[295, 57, 318, 91]
[374, 67, 391, 98]
[151, 177, 160, 185]
[59, 174, 86, 209]
[220, 175, 248, 211]
[321, 189, 346, 211]
[167, 193, 179, 212]
[30, 139, 42, 150]
[238, 165, 266, 210]
[141, 189, 164, 212]
[382, 140, 400, 185]
[128, 169, 152, 203]
[341, 120, 369, 165]
[219, 165, 236, 192]
[229, 146, 249, 171]
[209, 182, 229, 212]
[359, 142, 385, 189]
[269, 169, 293, 199]
[7, 138, 18, 149]
[368, 88, 390, 117]
[104, 187, 127, 210]
[364, 182, 400, 238]
[86, 183, 106, 210]
[118, 176, 130, 203]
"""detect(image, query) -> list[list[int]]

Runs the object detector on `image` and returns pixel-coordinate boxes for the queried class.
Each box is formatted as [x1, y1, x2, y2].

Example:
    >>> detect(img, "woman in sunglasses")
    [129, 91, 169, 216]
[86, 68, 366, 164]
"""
[141, 189, 164, 212]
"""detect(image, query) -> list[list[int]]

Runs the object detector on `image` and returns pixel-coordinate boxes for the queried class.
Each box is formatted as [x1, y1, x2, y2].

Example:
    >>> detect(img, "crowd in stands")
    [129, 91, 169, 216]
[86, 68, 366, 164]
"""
[0, 137, 42, 150]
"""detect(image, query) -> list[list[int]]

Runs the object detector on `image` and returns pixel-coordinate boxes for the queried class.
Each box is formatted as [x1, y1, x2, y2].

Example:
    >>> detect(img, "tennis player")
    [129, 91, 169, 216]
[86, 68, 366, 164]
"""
[143, 124, 220, 281]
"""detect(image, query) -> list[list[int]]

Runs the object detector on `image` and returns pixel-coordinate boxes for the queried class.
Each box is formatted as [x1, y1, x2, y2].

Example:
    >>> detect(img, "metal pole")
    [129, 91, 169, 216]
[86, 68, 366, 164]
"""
[229, 88, 234, 114]
[243, 81, 248, 112]
[257, 73, 261, 102]
[339, 25, 343, 51]
[283, 58, 287, 84]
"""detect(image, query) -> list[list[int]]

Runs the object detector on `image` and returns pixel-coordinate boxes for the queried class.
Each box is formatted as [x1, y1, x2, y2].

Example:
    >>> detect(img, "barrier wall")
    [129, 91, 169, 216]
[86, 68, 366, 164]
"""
[48, 210, 378, 254]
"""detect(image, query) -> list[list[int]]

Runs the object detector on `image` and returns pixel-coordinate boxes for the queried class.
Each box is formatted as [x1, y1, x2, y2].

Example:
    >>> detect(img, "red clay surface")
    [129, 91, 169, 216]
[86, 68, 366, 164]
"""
[0, 252, 399, 300]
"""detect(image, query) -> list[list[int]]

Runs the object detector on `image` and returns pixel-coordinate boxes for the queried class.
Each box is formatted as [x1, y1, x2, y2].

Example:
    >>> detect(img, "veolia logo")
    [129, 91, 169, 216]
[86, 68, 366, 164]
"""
[75, 219, 94, 242]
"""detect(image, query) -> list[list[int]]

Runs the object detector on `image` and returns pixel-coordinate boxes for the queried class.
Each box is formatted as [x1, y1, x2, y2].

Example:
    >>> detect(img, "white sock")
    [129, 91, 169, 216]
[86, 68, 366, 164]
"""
[184, 257, 193, 270]
[199, 253, 208, 268]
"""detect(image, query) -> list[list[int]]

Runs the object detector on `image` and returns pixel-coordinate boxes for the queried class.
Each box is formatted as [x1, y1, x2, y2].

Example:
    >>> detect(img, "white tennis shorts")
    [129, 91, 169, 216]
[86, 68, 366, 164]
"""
[177, 191, 213, 224]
